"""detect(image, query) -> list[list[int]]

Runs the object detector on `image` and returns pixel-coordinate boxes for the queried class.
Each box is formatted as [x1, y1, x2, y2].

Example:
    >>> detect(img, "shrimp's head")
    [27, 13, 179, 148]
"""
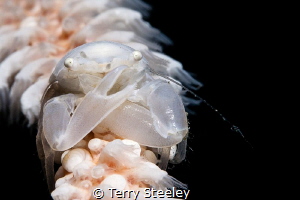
[50, 41, 148, 93]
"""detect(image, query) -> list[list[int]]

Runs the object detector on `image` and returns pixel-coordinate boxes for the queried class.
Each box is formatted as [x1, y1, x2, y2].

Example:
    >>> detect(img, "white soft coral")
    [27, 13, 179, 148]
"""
[52, 135, 186, 200]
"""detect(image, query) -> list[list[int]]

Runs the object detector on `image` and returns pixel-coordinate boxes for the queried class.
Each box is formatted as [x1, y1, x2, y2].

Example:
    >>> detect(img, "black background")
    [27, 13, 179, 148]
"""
[1, 1, 267, 199]
[142, 1, 265, 199]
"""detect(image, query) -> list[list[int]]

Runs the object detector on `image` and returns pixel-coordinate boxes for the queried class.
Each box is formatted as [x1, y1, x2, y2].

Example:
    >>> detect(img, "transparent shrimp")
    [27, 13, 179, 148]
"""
[36, 41, 192, 196]
[0, 1, 201, 199]
[41, 41, 188, 151]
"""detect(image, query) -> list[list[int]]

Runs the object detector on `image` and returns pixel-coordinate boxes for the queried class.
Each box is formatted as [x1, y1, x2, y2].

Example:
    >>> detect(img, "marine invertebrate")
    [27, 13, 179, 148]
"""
[37, 40, 195, 196]
[0, 0, 203, 199]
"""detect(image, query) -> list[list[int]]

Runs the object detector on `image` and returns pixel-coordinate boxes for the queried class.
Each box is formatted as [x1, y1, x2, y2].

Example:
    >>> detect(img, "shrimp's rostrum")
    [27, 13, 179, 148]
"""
[0, 0, 202, 199]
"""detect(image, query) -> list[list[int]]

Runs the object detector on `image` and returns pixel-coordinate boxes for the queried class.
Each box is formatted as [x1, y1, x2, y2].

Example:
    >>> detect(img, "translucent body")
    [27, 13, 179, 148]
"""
[42, 41, 188, 151]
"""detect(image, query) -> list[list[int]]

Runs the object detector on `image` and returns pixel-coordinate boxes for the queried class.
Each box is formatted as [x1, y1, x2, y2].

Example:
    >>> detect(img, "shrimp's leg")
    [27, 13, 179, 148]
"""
[36, 81, 63, 191]
[170, 139, 188, 164]
[41, 131, 56, 192]
[157, 147, 171, 170]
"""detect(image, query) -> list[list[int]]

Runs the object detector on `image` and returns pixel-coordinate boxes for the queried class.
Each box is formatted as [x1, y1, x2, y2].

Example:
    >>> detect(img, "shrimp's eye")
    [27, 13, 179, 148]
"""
[132, 51, 143, 61]
[64, 58, 74, 68]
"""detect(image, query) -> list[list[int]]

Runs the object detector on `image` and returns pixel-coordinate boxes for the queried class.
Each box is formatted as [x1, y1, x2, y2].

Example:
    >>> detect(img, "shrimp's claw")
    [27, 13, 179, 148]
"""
[43, 93, 80, 151]
[95, 79, 188, 149]
[146, 80, 188, 139]
[44, 65, 136, 151]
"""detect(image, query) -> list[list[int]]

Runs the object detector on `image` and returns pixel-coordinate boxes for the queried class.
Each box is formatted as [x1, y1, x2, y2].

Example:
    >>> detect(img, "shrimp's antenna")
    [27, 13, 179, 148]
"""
[148, 68, 253, 149]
